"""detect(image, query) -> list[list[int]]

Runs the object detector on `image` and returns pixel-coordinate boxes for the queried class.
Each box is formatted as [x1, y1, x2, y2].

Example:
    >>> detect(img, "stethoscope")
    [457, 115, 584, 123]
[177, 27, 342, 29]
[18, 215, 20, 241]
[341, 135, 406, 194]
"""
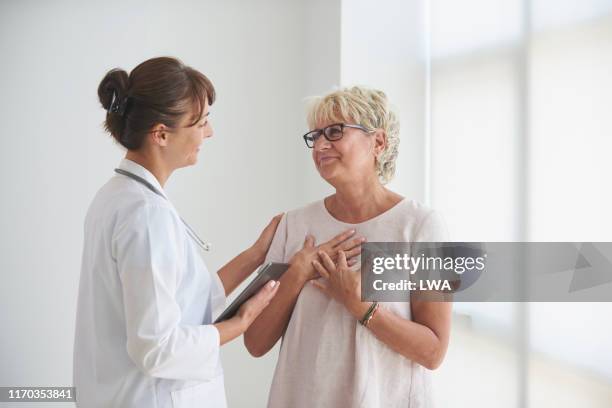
[114, 168, 212, 251]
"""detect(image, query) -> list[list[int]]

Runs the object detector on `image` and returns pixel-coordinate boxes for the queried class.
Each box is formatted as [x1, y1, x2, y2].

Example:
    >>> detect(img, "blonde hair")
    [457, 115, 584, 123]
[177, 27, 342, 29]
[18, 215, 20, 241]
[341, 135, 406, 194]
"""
[306, 86, 400, 184]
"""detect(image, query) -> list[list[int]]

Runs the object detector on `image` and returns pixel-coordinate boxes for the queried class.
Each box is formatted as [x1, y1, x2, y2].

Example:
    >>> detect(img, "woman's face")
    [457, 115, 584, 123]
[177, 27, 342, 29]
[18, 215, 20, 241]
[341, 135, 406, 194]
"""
[165, 99, 213, 169]
[311, 120, 381, 185]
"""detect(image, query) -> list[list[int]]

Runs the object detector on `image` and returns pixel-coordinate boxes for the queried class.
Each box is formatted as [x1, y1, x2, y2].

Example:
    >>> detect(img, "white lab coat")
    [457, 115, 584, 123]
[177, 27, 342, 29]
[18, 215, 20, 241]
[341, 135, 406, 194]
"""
[74, 158, 227, 407]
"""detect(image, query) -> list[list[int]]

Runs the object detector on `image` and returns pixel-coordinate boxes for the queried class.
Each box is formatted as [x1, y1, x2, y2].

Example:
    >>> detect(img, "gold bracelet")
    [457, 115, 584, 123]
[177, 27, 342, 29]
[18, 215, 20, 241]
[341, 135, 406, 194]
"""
[360, 302, 379, 327]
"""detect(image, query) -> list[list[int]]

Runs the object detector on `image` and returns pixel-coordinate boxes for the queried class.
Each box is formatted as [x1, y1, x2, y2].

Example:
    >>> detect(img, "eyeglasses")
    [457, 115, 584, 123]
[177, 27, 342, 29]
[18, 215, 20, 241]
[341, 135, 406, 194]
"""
[302, 123, 374, 148]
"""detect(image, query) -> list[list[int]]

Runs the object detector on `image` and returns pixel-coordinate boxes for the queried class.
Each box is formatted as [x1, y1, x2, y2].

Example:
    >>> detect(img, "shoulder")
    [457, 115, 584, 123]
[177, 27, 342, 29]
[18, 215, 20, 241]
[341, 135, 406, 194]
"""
[398, 200, 448, 242]
[264, 201, 324, 263]
[89, 175, 170, 216]
[100, 179, 180, 238]
[266, 200, 325, 252]
[285, 199, 324, 220]
[400, 199, 438, 223]
[110, 175, 169, 208]
[283, 199, 326, 231]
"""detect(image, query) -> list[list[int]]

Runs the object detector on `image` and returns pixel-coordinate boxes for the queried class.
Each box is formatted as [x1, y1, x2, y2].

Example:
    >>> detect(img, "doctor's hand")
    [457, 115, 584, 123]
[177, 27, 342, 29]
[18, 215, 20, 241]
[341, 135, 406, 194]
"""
[288, 230, 365, 284]
[250, 213, 284, 264]
[236, 280, 281, 331]
[215, 280, 280, 345]
[311, 250, 370, 319]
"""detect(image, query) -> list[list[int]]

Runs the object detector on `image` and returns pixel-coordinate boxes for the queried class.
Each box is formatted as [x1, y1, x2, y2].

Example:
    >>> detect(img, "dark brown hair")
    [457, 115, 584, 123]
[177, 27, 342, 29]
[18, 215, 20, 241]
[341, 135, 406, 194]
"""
[97, 57, 216, 150]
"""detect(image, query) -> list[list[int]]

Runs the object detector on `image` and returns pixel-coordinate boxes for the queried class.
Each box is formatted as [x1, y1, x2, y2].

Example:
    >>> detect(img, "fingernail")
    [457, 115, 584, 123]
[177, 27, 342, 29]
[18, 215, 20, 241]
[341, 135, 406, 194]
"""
[361, 237, 367, 242]
[268, 280, 277, 288]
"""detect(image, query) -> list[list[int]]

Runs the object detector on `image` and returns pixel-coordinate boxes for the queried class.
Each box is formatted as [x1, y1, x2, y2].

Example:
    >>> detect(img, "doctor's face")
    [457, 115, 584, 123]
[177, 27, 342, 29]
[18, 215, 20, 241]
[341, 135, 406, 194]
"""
[165, 99, 213, 169]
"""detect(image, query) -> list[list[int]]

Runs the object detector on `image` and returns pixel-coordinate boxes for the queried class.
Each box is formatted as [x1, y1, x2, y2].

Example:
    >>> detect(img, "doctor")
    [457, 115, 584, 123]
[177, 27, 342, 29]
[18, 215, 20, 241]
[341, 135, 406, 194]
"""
[73, 57, 359, 407]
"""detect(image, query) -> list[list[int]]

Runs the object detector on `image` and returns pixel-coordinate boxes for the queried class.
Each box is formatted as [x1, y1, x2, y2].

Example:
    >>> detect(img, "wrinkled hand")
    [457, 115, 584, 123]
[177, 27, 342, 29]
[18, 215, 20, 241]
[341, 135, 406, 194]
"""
[311, 250, 368, 318]
[237, 280, 280, 331]
[251, 214, 284, 262]
[289, 230, 365, 283]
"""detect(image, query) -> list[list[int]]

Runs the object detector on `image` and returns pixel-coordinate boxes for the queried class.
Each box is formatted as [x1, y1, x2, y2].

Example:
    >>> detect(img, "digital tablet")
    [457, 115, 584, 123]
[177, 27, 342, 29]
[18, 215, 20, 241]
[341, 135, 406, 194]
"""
[214, 262, 290, 323]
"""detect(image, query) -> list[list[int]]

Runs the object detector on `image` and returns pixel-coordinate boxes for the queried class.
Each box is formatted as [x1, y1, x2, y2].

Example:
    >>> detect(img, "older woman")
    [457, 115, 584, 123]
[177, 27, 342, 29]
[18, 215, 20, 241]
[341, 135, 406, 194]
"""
[244, 86, 451, 407]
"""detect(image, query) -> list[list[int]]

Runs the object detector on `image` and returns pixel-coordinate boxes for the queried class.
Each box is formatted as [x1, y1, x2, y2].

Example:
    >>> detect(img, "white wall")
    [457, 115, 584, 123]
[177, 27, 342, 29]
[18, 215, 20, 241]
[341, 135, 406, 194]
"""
[296, 0, 342, 203]
[341, 0, 428, 202]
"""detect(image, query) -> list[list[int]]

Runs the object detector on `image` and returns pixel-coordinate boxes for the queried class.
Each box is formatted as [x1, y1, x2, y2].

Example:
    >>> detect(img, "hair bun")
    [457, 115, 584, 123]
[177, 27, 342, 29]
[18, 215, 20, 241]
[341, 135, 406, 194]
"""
[98, 69, 129, 111]
[98, 68, 129, 141]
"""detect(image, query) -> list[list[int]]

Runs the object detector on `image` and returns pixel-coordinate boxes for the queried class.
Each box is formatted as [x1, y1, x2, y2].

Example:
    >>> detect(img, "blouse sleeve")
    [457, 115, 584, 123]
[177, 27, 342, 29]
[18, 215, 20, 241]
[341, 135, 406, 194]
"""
[413, 210, 450, 242]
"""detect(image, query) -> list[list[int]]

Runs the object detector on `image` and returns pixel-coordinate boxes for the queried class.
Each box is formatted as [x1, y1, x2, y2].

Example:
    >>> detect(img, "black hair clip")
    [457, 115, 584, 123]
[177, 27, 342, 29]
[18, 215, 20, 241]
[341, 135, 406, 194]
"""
[108, 91, 130, 116]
